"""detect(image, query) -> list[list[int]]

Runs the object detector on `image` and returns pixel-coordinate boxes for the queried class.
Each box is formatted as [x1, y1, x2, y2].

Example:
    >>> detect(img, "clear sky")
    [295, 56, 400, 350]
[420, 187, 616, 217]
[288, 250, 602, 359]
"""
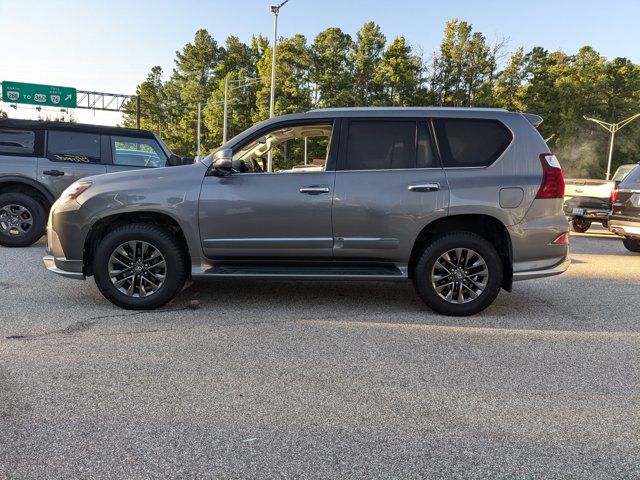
[1, 0, 638, 125]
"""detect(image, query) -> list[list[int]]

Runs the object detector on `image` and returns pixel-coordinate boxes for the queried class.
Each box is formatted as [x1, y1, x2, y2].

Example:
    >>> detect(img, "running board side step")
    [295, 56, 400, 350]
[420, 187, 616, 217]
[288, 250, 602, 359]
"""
[192, 264, 407, 280]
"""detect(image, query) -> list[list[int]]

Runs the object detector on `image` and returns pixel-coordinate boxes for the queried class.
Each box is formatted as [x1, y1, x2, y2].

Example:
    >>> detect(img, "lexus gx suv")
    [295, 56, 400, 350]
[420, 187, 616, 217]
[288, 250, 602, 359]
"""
[44, 108, 570, 316]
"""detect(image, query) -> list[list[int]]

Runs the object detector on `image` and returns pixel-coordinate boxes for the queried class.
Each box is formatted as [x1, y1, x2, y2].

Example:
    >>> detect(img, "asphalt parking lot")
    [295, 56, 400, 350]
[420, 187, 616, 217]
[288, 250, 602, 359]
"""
[1, 226, 639, 479]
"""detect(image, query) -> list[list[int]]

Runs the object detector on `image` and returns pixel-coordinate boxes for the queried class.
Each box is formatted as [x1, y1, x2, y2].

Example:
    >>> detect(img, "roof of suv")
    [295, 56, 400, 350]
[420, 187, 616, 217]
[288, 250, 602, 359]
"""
[0, 119, 157, 138]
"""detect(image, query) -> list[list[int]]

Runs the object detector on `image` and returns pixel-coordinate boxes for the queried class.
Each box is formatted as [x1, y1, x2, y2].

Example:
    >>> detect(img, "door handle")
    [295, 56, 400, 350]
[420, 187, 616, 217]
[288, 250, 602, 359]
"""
[43, 170, 65, 177]
[408, 183, 439, 192]
[300, 186, 330, 195]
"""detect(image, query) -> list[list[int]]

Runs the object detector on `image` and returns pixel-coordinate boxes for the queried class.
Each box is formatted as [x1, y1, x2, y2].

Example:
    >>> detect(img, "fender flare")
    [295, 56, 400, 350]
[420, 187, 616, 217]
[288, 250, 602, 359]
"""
[0, 175, 56, 205]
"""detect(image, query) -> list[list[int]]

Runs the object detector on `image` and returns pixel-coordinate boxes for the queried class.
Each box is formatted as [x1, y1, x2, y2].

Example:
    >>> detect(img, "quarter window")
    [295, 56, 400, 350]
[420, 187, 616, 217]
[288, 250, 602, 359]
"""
[47, 131, 101, 163]
[0, 129, 35, 155]
[344, 121, 416, 170]
[111, 136, 167, 168]
[434, 119, 512, 167]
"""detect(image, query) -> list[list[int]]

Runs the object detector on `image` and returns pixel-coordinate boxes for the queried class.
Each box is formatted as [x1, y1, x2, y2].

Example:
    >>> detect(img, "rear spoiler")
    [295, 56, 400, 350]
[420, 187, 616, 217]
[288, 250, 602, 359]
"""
[522, 113, 543, 128]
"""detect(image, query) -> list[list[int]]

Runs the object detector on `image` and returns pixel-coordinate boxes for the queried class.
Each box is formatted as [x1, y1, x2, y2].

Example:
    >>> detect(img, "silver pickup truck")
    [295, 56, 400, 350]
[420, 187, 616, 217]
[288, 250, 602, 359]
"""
[563, 164, 637, 232]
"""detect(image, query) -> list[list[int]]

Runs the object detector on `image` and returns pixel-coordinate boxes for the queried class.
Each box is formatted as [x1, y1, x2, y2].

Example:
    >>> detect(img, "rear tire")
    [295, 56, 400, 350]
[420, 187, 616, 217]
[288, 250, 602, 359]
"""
[412, 232, 503, 316]
[92, 224, 188, 310]
[570, 217, 591, 233]
[0, 192, 46, 247]
[623, 238, 640, 253]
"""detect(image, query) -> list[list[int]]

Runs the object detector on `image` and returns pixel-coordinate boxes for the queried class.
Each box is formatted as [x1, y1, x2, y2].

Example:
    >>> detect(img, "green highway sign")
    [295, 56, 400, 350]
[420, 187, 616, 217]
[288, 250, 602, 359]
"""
[1, 81, 77, 108]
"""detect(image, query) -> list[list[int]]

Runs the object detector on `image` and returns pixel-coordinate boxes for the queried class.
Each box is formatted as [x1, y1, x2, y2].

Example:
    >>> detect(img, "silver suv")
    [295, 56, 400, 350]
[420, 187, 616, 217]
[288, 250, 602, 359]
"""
[44, 108, 570, 316]
[0, 120, 187, 247]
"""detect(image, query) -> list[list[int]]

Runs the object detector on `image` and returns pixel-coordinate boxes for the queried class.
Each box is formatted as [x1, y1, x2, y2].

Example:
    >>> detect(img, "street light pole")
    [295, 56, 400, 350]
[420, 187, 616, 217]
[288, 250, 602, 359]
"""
[584, 113, 640, 180]
[267, 0, 289, 172]
[222, 77, 230, 144]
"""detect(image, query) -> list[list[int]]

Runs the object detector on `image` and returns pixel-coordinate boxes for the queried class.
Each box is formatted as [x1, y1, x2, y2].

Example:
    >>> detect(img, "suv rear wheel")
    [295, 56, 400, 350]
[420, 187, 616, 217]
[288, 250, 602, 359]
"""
[412, 232, 503, 316]
[623, 238, 640, 253]
[570, 217, 591, 233]
[92, 224, 188, 310]
[0, 192, 46, 247]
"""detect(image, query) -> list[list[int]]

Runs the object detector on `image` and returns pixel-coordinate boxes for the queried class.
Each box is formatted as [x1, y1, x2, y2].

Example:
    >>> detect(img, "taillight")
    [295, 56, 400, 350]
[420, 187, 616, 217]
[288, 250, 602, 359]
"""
[550, 232, 570, 245]
[610, 184, 619, 205]
[536, 154, 565, 199]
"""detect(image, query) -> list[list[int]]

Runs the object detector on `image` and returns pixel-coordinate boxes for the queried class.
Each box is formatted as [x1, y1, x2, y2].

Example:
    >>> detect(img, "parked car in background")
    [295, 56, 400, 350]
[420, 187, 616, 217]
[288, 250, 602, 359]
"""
[609, 164, 640, 253]
[43, 107, 570, 316]
[564, 164, 637, 232]
[0, 120, 191, 247]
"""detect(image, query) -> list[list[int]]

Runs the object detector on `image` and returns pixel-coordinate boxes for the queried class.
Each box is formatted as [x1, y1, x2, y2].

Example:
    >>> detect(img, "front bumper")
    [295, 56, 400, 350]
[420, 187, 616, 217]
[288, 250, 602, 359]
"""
[43, 254, 85, 280]
[43, 219, 85, 280]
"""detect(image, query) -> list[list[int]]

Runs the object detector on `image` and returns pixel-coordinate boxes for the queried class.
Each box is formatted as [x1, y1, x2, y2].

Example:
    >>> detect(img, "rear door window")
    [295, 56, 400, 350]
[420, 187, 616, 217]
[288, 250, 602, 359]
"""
[47, 131, 101, 163]
[343, 120, 424, 171]
[434, 119, 512, 167]
[0, 129, 35, 155]
[111, 136, 167, 168]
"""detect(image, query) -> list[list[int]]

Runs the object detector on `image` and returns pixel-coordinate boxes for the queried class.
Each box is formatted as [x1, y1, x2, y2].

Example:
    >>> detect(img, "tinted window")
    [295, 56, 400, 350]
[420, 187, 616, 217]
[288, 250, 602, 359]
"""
[417, 122, 438, 168]
[0, 129, 35, 155]
[345, 121, 416, 170]
[621, 165, 640, 185]
[47, 131, 101, 163]
[111, 136, 167, 168]
[435, 119, 512, 167]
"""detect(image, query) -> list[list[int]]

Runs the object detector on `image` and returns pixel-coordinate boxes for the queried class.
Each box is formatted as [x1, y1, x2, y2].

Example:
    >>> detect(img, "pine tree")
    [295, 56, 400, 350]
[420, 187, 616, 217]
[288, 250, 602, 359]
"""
[162, 29, 224, 155]
[351, 22, 386, 106]
[377, 36, 421, 106]
[310, 27, 354, 107]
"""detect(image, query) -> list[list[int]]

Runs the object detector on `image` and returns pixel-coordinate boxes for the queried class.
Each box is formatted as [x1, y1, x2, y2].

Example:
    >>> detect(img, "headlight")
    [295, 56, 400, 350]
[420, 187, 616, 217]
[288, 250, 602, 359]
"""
[59, 180, 92, 204]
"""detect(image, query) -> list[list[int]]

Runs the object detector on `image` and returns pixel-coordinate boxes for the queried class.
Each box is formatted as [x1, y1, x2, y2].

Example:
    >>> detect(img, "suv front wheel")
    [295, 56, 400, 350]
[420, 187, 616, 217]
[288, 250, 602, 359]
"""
[0, 192, 46, 247]
[92, 224, 188, 310]
[412, 232, 503, 316]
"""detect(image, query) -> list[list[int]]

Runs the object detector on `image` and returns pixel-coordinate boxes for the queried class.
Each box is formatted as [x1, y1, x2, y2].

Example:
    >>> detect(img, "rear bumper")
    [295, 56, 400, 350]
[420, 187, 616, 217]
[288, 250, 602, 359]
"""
[512, 256, 571, 281]
[563, 206, 608, 220]
[609, 218, 640, 238]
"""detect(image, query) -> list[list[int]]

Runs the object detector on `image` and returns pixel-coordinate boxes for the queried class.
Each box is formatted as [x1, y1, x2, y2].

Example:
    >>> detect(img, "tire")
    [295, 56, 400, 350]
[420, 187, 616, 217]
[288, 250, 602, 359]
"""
[601, 220, 609, 229]
[570, 217, 591, 233]
[0, 192, 47, 247]
[623, 238, 640, 253]
[92, 223, 188, 310]
[412, 232, 503, 316]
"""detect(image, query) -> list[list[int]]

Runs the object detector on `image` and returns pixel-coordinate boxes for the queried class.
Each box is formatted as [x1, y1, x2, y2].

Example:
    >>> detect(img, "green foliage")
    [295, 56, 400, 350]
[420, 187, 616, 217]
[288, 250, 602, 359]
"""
[122, 21, 640, 178]
[351, 22, 386, 106]
[310, 27, 354, 107]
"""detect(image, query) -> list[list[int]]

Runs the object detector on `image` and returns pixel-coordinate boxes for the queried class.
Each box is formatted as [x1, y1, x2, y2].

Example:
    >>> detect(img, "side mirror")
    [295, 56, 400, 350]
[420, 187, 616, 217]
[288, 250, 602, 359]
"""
[211, 149, 233, 176]
[181, 156, 194, 165]
[168, 154, 183, 166]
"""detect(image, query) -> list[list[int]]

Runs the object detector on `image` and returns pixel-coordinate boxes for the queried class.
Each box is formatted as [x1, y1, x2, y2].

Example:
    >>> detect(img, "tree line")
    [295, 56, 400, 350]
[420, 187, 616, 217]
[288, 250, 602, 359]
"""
[122, 19, 640, 177]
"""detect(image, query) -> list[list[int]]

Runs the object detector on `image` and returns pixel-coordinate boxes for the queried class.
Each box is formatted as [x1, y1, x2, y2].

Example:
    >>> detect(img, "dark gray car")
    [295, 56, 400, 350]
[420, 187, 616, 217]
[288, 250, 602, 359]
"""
[0, 119, 187, 247]
[43, 107, 570, 316]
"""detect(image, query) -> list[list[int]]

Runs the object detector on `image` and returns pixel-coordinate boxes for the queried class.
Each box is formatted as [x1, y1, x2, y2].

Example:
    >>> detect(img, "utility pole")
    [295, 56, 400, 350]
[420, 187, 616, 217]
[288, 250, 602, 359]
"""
[136, 96, 141, 129]
[584, 113, 640, 180]
[268, 0, 289, 172]
[197, 102, 201, 158]
[223, 77, 230, 144]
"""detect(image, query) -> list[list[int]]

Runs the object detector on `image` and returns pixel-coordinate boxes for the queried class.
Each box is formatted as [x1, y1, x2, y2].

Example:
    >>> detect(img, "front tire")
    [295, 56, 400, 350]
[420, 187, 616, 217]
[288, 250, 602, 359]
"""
[623, 238, 640, 253]
[412, 232, 503, 316]
[0, 192, 46, 247]
[570, 217, 591, 233]
[93, 224, 188, 310]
